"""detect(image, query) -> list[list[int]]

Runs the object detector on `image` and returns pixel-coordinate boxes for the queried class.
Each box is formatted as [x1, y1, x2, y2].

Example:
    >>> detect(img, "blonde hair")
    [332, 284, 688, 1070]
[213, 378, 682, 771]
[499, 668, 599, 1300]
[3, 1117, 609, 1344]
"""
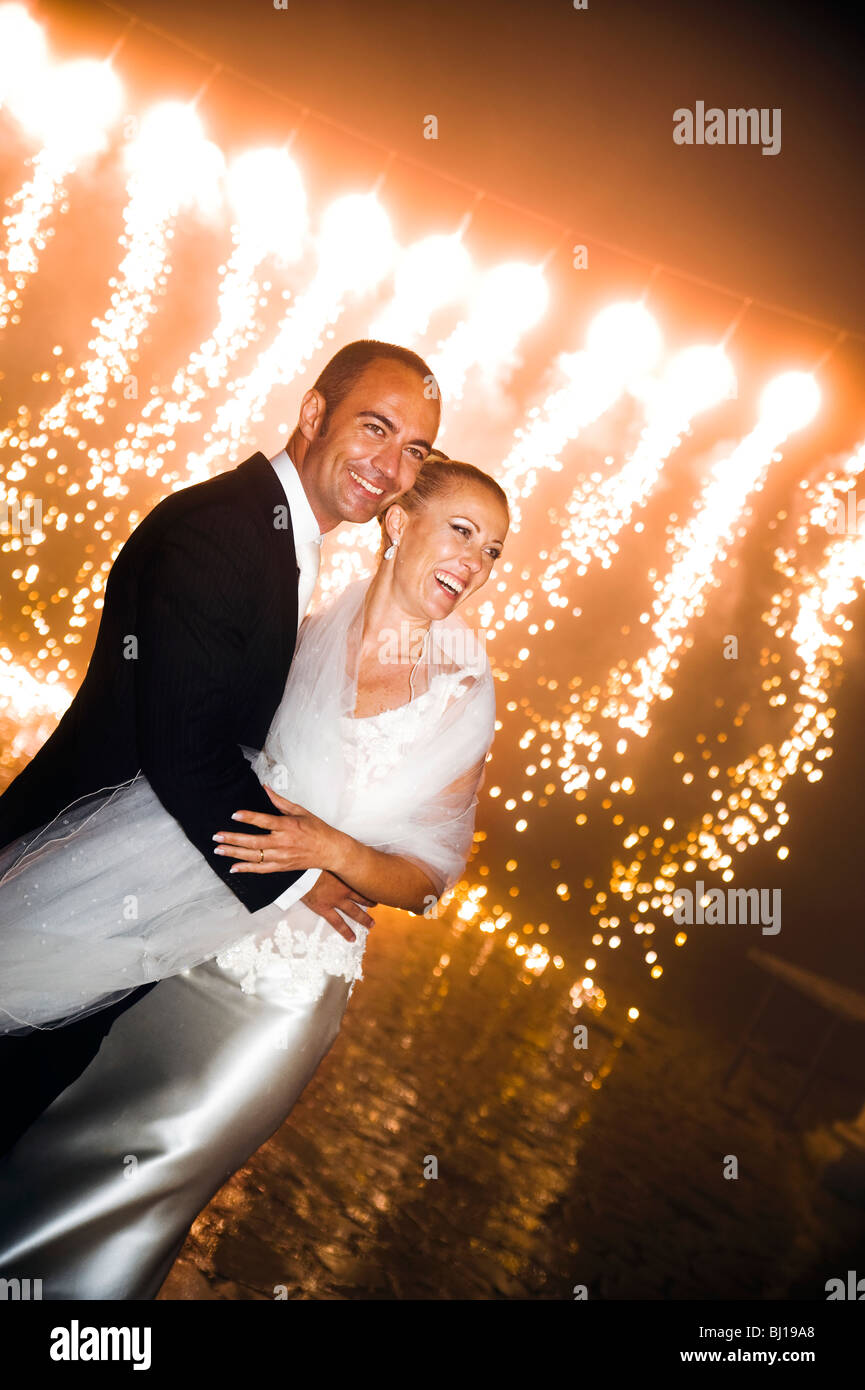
[378, 449, 509, 555]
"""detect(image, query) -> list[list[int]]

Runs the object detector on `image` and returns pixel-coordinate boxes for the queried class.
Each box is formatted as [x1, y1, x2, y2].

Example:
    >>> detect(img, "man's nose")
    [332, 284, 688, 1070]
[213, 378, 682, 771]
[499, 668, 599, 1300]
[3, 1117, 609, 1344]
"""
[373, 439, 402, 479]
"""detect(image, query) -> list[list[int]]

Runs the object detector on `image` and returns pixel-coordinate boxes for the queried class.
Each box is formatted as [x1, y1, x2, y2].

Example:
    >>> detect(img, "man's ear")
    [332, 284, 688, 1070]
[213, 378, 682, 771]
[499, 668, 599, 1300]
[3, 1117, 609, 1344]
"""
[296, 387, 327, 443]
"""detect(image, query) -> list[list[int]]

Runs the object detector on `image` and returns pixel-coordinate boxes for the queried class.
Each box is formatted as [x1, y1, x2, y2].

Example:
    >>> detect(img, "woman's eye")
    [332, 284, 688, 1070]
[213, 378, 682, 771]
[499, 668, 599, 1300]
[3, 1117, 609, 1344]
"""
[452, 524, 470, 537]
[366, 422, 383, 436]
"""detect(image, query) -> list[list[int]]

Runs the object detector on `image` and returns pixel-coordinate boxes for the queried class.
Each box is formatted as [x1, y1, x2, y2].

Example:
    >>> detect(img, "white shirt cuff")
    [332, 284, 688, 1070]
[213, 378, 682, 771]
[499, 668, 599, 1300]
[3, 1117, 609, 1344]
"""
[273, 867, 322, 910]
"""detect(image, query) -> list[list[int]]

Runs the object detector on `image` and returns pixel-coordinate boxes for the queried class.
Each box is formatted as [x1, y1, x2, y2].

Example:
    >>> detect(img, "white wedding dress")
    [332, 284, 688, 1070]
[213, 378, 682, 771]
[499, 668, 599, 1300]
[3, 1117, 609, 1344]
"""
[0, 579, 495, 1300]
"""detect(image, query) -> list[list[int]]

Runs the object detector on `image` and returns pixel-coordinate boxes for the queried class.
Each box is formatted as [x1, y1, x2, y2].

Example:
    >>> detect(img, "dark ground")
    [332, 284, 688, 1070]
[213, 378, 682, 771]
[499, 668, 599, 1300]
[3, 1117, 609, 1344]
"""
[155, 901, 865, 1301]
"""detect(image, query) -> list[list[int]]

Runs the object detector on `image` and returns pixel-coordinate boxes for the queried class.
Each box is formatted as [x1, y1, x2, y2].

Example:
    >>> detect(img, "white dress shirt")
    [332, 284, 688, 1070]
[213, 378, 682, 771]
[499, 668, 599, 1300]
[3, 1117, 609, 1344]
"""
[267, 448, 324, 910]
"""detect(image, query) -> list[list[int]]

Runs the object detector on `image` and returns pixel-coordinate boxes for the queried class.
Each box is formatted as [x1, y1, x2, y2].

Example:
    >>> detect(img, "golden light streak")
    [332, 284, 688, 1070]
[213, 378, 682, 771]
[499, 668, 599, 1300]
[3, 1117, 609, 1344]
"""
[575, 435, 865, 986]
[540, 345, 735, 586]
[497, 302, 663, 529]
[3, 102, 223, 463]
[429, 261, 548, 411]
[0, 57, 123, 329]
[0, 5, 46, 111]
[181, 192, 395, 483]
[85, 149, 309, 498]
[368, 231, 471, 345]
[592, 372, 820, 741]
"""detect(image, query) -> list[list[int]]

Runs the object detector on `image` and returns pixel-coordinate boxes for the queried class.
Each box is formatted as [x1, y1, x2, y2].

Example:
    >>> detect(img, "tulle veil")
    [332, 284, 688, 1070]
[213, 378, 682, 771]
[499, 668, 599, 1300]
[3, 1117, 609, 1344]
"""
[255, 575, 495, 894]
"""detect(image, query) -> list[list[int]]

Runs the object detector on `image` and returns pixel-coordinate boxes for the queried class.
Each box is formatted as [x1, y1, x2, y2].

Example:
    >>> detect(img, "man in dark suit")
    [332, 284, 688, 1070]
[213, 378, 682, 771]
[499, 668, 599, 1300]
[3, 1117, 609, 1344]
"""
[0, 339, 441, 1153]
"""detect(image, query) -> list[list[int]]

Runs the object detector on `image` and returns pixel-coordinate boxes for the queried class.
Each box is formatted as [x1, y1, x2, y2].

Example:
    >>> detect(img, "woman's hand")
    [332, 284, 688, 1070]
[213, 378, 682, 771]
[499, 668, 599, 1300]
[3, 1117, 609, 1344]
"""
[212, 785, 344, 874]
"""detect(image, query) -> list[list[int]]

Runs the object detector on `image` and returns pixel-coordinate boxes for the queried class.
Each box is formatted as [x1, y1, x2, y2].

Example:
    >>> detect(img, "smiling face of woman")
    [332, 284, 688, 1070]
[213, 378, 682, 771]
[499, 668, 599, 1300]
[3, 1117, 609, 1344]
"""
[385, 481, 509, 622]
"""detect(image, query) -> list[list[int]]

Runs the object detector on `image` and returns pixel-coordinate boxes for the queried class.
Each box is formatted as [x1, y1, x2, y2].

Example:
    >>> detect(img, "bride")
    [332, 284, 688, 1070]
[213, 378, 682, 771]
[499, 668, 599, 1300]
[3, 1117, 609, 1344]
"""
[0, 453, 509, 1300]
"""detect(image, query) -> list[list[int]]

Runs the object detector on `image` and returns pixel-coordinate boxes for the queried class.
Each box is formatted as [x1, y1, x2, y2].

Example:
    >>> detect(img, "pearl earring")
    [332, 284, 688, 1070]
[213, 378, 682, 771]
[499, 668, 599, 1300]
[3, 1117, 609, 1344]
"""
[384, 541, 398, 559]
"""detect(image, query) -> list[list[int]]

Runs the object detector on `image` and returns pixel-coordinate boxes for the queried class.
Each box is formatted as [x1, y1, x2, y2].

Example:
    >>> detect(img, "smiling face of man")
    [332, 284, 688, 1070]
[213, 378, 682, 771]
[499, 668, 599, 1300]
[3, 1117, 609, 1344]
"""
[294, 358, 441, 532]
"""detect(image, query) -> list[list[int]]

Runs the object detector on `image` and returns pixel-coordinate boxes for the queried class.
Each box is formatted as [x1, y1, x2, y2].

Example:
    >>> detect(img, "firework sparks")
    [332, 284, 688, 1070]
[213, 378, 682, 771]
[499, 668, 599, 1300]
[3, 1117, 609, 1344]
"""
[429, 260, 548, 415]
[4, 101, 223, 463]
[497, 301, 663, 530]
[0, 56, 123, 329]
[368, 231, 472, 345]
[595, 371, 821, 740]
[540, 345, 736, 593]
[87, 149, 309, 496]
[181, 192, 395, 483]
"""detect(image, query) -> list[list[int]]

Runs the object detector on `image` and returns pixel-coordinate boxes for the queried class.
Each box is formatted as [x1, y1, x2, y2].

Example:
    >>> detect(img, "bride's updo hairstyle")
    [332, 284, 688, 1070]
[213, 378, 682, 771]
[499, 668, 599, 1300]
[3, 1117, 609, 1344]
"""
[378, 448, 509, 556]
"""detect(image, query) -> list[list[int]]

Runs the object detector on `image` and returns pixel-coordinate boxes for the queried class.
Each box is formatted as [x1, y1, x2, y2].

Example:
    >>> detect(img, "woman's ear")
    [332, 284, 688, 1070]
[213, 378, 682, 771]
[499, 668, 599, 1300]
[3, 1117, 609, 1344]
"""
[384, 503, 408, 547]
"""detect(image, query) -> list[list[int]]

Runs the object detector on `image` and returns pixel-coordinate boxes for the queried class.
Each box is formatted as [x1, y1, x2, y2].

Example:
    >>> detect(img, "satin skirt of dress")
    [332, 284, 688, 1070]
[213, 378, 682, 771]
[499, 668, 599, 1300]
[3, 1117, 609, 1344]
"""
[0, 942, 352, 1301]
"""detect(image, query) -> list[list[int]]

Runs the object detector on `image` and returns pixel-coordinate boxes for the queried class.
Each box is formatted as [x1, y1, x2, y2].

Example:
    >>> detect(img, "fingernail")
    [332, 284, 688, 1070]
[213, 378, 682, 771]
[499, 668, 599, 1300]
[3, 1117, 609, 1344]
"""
[229, 866, 238, 873]
[231, 813, 242, 821]
[214, 847, 224, 855]
[212, 833, 223, 842]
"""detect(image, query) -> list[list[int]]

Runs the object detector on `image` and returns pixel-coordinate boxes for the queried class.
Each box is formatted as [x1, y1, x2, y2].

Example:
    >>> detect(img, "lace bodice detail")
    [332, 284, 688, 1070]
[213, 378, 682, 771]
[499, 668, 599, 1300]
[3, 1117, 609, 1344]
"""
[215, 673, 466, 1005]
[341, 671, 464, 789]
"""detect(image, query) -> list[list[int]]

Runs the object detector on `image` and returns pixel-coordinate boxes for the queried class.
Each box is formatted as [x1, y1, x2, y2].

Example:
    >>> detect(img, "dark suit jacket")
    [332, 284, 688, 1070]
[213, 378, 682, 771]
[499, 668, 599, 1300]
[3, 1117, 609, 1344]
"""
[0, 451, 306, 913]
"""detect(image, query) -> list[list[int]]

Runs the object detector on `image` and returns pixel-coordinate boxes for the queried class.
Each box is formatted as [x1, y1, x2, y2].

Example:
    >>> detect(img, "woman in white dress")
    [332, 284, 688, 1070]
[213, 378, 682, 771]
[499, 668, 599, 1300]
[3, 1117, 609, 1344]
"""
[0, 455, 509, 1300]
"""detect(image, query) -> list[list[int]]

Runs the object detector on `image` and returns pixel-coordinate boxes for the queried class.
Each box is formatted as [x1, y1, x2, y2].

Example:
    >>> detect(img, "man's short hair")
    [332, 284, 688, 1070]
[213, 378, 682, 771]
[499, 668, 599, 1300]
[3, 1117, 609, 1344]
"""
[312, 340, 439, 435]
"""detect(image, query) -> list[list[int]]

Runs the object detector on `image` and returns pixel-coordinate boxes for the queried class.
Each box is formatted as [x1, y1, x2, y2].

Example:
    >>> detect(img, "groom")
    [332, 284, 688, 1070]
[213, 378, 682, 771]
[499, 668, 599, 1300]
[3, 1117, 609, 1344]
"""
[0, 339, 441, 1154]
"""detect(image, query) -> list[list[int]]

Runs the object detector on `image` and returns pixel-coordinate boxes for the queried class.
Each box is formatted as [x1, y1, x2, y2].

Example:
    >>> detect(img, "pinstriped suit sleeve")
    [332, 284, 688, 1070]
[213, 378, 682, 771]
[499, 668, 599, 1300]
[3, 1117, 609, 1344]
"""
[134, 504, 305, 914]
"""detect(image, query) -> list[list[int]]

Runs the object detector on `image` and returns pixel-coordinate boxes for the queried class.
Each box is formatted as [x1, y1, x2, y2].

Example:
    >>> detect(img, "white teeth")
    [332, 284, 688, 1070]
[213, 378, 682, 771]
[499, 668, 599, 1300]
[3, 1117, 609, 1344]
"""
[349, 468, 383, 496]
[434, 570, 464, 596]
